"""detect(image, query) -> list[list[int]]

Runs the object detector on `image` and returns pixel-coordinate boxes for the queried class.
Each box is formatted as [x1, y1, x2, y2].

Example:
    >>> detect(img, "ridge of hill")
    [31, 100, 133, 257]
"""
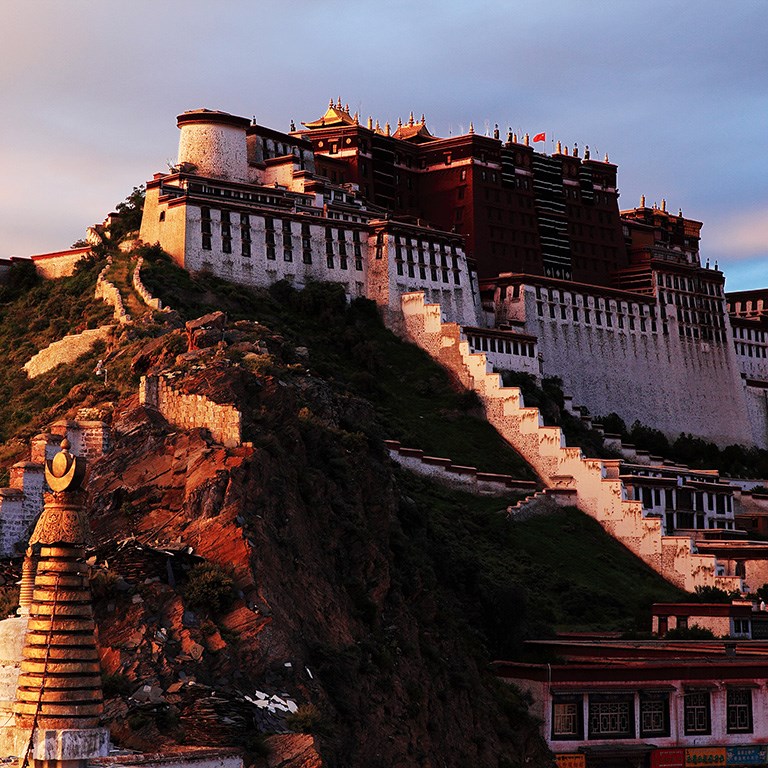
[0, 245, 685, 766]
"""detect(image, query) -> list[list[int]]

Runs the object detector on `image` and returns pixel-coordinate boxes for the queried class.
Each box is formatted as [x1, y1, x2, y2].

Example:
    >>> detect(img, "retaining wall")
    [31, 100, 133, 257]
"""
[140, 375, 241, 448]
[400, 291, 743, 593]
[23, 326, 112, 379]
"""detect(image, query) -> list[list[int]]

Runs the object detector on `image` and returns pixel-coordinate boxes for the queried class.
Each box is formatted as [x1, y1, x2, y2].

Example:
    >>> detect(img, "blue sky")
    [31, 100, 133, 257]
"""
[1, 0, 765, 290]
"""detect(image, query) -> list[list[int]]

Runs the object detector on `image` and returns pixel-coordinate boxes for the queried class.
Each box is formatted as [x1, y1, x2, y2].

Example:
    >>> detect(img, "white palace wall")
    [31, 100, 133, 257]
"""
[497, 283, 756, 448]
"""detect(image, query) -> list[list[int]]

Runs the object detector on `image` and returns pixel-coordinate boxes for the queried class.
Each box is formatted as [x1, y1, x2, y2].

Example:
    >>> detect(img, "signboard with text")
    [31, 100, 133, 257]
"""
[686, 748, 727, 766]
[555, 754, 586, 768]
[726, 746, 768, 766]
[652, 749, 686, 768]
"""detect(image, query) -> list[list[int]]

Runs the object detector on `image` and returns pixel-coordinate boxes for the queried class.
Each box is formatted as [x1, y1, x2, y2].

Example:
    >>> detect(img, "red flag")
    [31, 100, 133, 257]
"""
[532, 132, 546, 142]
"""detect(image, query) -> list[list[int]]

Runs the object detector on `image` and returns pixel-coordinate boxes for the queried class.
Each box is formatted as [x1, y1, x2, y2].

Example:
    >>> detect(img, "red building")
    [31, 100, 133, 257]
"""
[297, 100, 628, 284]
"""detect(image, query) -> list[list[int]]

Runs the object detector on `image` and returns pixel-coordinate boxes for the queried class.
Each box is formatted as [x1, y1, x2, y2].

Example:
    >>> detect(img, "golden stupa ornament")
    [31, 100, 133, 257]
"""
[45, 437, 86, 492]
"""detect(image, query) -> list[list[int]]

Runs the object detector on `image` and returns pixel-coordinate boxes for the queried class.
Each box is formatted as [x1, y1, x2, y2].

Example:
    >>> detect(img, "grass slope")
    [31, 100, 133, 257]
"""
[397, 472, 684, 655]
[0, 258, 115, 449]
[139, 246, 535, 478]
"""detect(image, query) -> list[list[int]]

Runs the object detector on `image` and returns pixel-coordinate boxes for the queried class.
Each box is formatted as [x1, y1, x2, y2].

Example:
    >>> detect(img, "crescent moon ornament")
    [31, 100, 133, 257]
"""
[45, 439, 87, 492]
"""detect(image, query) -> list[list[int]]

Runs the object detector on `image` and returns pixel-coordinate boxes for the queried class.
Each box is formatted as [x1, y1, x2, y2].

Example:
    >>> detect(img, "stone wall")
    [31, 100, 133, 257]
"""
[384, 439, 538, 496]
[133, 256, 163, 311]
[31, 247, 91, 279]
[400, 291, 744, 593]
[140, 375, 241, 448]
[23, 326, 112, 379]
[495, 282, 757, 448]
[95, 257, 131, 324]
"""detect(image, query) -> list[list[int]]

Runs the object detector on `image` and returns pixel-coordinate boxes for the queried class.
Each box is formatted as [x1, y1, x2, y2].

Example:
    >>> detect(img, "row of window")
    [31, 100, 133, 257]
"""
[467, 334, 536, 359]
[536, 299, 658, 333]
[633, 485, 733, 515]
[656, 273, 722, 297]
[552, 688, 753, 741]
[733, 325, 767, 342]
[736, 342, 768, 359]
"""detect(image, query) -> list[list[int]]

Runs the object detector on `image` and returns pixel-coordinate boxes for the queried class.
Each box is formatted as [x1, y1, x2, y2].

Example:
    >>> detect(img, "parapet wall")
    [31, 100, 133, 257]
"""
[401, 291, 743, 593]
[95, 257, 131, 324]
[133, 256, 163, 311]
[384, 439, 537, 496]
[140, 375, 241, 448]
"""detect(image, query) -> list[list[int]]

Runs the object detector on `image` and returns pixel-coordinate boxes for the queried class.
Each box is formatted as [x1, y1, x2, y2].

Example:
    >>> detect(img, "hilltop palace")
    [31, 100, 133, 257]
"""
[132, 103, 768, 450]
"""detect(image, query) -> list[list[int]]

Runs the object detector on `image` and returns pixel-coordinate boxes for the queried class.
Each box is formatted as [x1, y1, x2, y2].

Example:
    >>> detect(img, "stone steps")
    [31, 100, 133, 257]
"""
[401, 291, 741, 593]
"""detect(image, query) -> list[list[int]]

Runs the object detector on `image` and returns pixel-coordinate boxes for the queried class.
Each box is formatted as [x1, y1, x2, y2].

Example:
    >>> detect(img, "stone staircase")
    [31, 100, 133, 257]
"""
[0, 416, 110, 557]
[401, 292, 741, 593]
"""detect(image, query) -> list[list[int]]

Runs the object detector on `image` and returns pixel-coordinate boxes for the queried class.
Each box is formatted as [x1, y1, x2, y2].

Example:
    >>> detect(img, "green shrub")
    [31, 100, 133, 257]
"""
[184, 561, 235, 614]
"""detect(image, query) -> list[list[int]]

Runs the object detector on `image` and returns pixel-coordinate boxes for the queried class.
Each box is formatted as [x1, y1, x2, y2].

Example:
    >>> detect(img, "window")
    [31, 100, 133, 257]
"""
[640, 692, 670, 737]
[684, 690, 711, 735]
[727, 689, 753, 733]
[302, 222, 312, 264]
[240, 213, 251, 258]
[265, 216, 276, 260]
[552, 695, 583, 740]
[283, 220, 293, 262]
[201, 206, 212, 250]
[588, 694, 634, 739]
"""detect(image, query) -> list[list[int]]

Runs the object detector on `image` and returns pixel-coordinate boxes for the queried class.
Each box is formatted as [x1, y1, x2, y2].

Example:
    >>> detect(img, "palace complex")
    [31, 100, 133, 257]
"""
[134, 101, 768, 450]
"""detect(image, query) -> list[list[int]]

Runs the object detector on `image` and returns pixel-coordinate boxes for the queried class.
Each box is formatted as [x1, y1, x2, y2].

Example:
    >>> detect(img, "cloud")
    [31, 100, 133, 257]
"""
[706, 208, 768, 261]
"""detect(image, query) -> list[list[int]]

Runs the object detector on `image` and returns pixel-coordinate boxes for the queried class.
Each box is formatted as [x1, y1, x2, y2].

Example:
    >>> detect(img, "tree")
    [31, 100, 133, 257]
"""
[109, 185, 145, 243]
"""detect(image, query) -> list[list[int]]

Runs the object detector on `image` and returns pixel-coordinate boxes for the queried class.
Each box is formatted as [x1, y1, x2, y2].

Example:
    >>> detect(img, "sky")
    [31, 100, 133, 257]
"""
[1, 0, 765, 290]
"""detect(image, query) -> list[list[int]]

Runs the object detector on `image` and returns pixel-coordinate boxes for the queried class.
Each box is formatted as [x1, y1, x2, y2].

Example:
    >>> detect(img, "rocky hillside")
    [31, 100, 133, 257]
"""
[0, 246, 684, 767]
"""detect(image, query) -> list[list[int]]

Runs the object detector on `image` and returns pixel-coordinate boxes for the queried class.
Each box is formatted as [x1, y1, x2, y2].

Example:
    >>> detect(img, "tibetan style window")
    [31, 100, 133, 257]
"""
[221, 210, 232, 254]
[338, 229, 348, 269]
[265, 217, 276, 260]
[551, 695, 583, 740]
[588, 694, 634, 740]
[325, 226, 334, 268]
[639, 692, 670, 737]
[283, 220, 293, 262]
[353, 230, 363, 271]
[301, 223, 312, 264]
[684, 690, 711, 735]
[201, 206, 212, 250]
[727, 688, 753, 734]
[240, 213, 251, 258]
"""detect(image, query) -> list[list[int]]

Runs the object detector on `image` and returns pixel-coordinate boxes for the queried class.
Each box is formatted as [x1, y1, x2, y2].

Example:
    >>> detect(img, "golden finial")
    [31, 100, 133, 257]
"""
[45, 440, 86, 493]
[556, 140, 562, 154]
[409, 111, 415, 126]
[524, 132, 529, 146]
[421, 113, 426, 125]
[604, 152, 609, 162]
[469, 121, 475, 134]
[345, 103, 350, 113]
[398, 117, 403, 128]
[367, 116, 373, 130]
[640, 194, 646, 207]
[353, 111, 359, 124]
[385, 121, 391, 136]
[336, 96, 342, 109]
[513, 132, 518, 143]
[329, 98, 334, 108]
